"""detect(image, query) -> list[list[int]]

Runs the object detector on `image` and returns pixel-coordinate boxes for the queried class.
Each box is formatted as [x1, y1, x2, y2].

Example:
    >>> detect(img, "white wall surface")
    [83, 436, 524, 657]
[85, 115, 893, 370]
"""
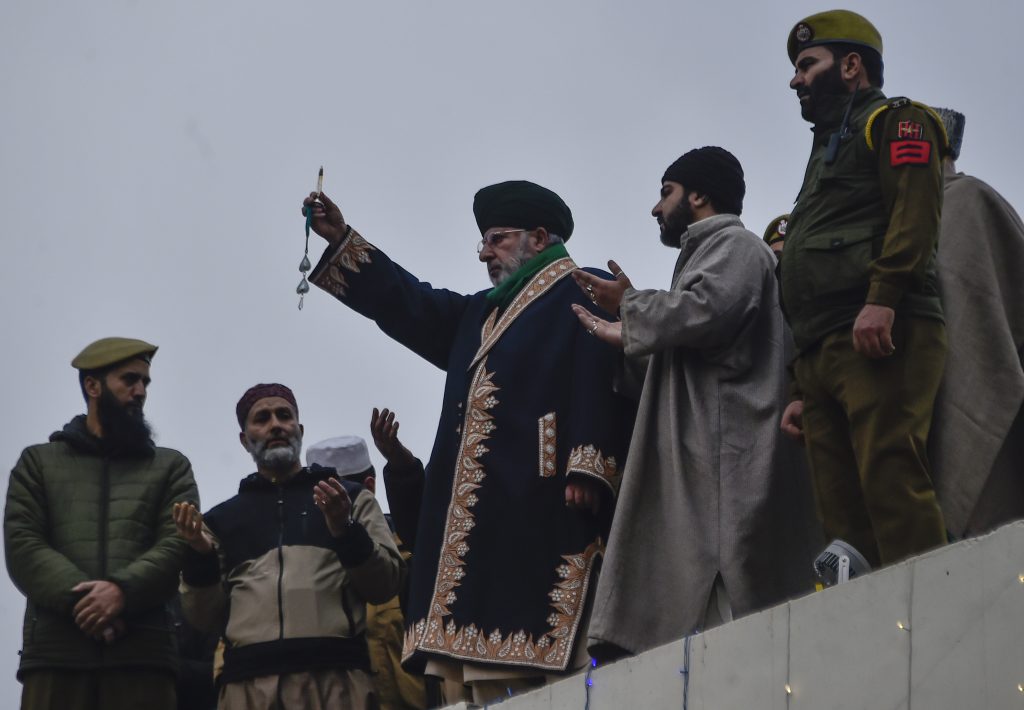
[466, 521, 1024, 710]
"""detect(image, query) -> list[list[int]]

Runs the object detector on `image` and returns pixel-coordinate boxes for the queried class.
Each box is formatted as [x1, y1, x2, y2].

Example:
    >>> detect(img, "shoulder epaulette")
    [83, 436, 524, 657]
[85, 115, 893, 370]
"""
[864, 97, 950, 153]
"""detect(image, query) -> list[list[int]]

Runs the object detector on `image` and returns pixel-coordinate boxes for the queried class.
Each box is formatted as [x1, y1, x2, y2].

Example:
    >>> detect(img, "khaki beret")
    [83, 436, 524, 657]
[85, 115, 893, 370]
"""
[763, 214, 791, 246]
[788, 10, 883, 65]
[71, 337, 158, 370]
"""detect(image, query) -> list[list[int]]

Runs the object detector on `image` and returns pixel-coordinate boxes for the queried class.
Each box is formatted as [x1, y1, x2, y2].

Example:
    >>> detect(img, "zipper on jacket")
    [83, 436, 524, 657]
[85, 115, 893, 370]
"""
[276, 488, 285, 641]
[99, 457, 110, 578]
[97, 457, 110, 663]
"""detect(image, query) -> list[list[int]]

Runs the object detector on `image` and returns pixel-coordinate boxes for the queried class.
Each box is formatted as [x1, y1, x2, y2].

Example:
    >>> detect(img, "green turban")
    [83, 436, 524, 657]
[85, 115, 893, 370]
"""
[473, 180, 574, 241]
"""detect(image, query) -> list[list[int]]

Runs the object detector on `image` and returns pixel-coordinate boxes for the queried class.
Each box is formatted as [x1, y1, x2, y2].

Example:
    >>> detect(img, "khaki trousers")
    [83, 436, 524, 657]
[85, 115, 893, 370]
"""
[218, 669, 378, 710]
[366, 596, 427, 709]
[794, 317, 948, 566]
[21, 668, 175, 710]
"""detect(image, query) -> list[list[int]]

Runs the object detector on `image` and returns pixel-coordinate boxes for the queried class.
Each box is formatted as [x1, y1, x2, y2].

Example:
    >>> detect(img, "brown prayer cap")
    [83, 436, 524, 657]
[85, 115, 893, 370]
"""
[236, 383, 298, 428]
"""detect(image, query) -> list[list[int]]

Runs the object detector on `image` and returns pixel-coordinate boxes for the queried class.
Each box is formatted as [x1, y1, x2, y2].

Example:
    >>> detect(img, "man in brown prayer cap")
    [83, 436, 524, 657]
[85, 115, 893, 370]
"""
[175, 383, 403, 710]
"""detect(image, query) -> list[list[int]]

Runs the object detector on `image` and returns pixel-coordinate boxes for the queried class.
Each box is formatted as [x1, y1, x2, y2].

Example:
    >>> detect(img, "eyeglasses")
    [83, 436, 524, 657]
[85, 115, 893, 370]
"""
[477, 229, 529, 254]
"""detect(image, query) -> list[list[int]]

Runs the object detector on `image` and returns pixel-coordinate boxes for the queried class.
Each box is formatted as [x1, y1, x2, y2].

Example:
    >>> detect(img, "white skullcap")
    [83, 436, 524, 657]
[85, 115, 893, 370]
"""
[305, 435, 373, 477]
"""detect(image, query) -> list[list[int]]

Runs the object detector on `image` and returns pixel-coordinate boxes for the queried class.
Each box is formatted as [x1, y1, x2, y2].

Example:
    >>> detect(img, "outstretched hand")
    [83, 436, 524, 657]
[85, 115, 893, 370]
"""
[370, 408, 418, 470]
[172, 502, 214, 555]
[571, 260, 632, 316]
[301, 191, 348, 246]
[571, 304, 623, 349]
[314, 477, 354, 538]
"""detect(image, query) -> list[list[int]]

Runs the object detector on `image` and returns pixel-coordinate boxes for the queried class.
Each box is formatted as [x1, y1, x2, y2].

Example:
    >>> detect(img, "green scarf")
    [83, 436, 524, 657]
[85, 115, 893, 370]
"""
[485, 243, 569, 311]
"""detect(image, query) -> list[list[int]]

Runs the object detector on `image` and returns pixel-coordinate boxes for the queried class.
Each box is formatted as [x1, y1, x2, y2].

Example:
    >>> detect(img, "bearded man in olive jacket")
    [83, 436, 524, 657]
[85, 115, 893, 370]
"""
[4, 337, 199, 710]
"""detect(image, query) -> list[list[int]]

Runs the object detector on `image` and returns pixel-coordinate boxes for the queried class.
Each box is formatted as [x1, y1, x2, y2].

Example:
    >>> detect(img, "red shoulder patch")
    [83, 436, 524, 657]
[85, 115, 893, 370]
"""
[890, 140, 931, 166]
[897, 121, 923, 139]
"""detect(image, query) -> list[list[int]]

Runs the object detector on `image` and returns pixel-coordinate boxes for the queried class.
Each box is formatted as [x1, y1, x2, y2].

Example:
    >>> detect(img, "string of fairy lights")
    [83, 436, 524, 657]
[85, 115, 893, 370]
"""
[562, 567, 1024, 708]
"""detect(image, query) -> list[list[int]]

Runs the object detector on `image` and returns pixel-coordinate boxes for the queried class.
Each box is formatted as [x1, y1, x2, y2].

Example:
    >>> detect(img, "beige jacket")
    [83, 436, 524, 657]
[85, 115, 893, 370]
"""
[180, 467, 403, 684]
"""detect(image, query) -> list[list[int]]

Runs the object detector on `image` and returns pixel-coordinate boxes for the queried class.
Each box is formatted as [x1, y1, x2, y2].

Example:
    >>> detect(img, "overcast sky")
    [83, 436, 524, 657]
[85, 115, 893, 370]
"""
[2, 0, 1021, 695]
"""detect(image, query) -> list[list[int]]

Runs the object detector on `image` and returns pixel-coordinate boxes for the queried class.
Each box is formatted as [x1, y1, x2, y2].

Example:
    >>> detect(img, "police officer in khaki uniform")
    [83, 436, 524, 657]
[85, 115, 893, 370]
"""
[778, 10, 949, 568]
[762, 214, 789, 259]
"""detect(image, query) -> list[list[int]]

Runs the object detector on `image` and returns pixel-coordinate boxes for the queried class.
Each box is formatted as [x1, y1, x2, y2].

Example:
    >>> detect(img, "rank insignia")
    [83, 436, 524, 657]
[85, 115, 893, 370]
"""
[890, 140, 931, 166]
[898, 121, 924, 140]
[795, 23, 813, 42]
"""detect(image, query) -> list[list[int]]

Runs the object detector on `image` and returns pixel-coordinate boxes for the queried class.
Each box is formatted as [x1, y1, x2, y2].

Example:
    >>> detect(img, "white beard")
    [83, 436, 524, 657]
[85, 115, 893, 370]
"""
[489, 234, 534, 286]
[248, 434, 302, 470]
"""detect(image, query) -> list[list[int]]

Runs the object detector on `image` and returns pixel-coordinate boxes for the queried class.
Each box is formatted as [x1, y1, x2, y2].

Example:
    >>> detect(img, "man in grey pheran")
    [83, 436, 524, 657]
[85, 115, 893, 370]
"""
[575, 147, 817, 659]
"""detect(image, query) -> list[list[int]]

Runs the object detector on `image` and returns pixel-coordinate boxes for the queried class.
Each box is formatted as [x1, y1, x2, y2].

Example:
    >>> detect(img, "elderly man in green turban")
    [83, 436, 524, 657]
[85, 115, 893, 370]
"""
[301, 181, 633, 704]
[779, 10, 951, 569]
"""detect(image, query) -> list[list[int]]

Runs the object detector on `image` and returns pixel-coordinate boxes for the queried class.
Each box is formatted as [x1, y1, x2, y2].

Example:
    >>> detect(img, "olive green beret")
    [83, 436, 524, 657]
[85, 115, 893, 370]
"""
[788, 10, 883, 65]
[71, 337, 158, 370]
[763, 214, 790, 246]
[473, 180, 574, 240]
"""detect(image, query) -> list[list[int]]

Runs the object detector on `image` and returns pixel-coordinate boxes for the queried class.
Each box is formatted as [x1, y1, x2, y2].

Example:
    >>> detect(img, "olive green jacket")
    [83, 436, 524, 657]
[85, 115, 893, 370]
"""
[4, 415, 199, 678]
[781, 87, 945, 353]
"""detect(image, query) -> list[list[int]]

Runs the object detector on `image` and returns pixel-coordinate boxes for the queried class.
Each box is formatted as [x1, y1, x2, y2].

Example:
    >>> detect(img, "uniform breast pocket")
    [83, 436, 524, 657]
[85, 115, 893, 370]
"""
[815, 160, 848, 187]
[813, 138, 878, 197]
[801, 227, 880, 300]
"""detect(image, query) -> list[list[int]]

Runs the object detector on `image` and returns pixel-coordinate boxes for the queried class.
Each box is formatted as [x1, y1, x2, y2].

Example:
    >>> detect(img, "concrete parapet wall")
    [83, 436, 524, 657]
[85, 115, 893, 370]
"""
[447, 521, 1024, 709]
